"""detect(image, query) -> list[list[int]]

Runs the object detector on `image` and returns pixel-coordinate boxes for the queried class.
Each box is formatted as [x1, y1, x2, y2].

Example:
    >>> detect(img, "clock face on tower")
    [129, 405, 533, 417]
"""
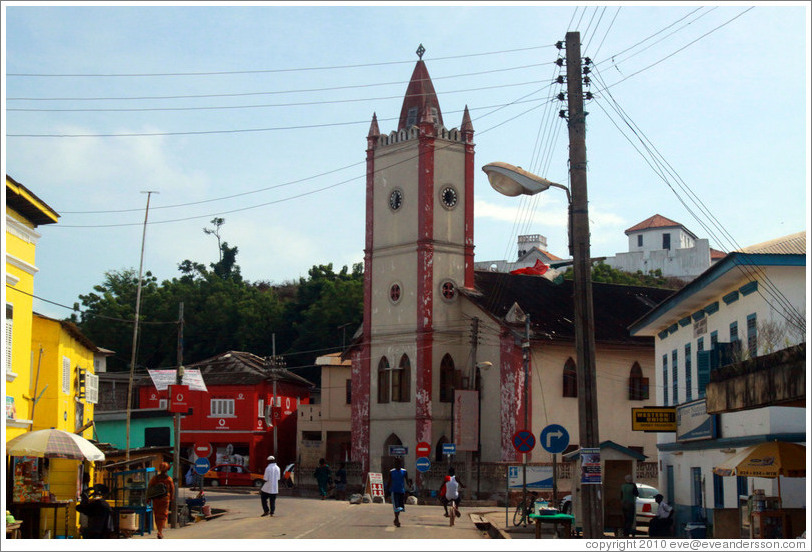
[440, 186, 458, 209]
[389, 189, 403, 211]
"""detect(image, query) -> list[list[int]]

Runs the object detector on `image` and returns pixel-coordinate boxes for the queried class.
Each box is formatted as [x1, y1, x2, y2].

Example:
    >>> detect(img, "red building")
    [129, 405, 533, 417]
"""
[138, 351, 313, 473]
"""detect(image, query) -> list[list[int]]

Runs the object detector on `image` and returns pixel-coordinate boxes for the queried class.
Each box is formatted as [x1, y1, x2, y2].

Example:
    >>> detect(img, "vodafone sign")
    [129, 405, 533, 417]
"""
[193, 442, 212, 458]
[168, 384, 189, 413]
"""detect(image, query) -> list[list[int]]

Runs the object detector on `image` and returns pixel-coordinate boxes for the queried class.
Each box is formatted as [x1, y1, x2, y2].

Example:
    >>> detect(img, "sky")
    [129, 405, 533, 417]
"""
[3, 2, 810, 323]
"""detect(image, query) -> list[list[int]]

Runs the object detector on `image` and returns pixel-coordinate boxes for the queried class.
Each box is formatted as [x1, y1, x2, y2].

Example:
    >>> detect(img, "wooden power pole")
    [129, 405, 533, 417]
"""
[565, 31, 603, 538]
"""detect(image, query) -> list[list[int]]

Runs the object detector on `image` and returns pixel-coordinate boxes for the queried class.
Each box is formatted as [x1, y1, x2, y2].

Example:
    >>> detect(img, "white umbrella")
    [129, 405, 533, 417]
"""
[6, 428, 105, 461]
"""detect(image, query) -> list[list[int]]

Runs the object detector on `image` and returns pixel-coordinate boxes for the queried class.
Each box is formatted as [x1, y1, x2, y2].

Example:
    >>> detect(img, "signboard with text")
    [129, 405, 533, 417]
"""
[453, 389, 479, 451]
[632, 407, 677, 432]
[507, 465, 553, 490]
[365, 472, 385, 498]
[168, 384, 189, 413]
[580, 448, 602, 485]
[148, 369, 208, 392]
[677, 399, 717, 442]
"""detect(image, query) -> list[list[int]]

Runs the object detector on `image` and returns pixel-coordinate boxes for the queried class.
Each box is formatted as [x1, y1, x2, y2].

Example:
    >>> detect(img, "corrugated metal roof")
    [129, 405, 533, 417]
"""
[737, 231, 806, 255]
[463, 271, 674, 345]
[186, 351, 314, 387]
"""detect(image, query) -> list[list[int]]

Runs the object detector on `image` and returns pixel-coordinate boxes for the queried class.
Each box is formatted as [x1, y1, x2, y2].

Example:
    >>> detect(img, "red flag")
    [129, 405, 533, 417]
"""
[510, 259, 550, 276]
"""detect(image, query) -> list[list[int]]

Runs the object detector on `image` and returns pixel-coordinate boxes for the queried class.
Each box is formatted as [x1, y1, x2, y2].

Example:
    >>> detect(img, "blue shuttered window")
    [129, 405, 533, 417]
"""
[747, 313, 758, 357]
[671, 349, 679, 406]
[685, 343, 692, 402]
[697, 350, 711, 398]
[662, 354, 668, 406]
[710, 330, 718, 350]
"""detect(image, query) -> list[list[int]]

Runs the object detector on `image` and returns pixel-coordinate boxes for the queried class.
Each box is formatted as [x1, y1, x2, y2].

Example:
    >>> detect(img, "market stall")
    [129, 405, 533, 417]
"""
[6, 429, 105, 538]
[713, 440, 805, 539]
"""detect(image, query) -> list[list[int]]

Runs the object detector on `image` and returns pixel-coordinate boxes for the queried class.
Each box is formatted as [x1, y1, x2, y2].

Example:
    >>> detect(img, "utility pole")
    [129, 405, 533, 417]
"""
[125, 190, 157, 462]
[521, 314, 531, 520]
[471, 317, 480, 499]
[565, 31, 602, 538]
[170, 302, 184, 528]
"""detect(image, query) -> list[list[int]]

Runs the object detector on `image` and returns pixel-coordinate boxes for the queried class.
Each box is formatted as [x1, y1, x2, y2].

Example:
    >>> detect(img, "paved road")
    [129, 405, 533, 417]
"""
[132, 489, 489, 540]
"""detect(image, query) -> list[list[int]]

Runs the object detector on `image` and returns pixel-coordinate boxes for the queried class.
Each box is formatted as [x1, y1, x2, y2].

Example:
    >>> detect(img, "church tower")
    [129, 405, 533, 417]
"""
[351, 46, 476, 473]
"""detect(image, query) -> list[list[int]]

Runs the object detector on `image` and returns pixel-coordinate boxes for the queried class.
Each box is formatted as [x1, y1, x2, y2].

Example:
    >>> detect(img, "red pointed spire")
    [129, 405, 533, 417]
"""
[461, 105, 473, 135]
[368, 112, 380, 138]
[398, 60, 443, 131]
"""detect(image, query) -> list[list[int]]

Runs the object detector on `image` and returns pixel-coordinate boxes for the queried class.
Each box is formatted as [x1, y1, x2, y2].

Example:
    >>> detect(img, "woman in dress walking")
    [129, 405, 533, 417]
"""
[148, 462, 175, 538]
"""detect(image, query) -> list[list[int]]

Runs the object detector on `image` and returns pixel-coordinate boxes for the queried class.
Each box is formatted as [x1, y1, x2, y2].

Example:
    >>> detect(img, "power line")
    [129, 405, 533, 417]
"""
[7, 45, 549, 78]
[7, 63, 551, 102]
[8, 80, 548, 113]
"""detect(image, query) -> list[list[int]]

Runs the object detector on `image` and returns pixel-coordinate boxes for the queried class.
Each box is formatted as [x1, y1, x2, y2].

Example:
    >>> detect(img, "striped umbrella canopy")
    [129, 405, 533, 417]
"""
[6, 428, 105, 461]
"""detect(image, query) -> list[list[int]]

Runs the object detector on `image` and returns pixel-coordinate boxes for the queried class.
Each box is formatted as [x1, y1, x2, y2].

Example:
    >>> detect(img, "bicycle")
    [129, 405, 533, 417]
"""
[513, 491, 539, 527]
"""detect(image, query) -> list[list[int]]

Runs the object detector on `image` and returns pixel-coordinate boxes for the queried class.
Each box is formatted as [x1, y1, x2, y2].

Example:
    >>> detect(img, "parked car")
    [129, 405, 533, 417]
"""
[203, 464, 264, 487]
[559, 483, 660, 523]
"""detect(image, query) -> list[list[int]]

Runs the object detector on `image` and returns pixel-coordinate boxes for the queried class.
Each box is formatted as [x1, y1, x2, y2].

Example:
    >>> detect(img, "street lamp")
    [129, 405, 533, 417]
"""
[482, 160, 602, 537]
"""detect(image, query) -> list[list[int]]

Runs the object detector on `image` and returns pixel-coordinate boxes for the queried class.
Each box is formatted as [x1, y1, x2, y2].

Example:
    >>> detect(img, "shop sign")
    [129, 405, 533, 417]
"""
[168, 385, 189, 413]
[677, 399, 717, 442]
[507, 465, 553, 490]
[632, 407, 677, 432]
[365, 472, 384, 498]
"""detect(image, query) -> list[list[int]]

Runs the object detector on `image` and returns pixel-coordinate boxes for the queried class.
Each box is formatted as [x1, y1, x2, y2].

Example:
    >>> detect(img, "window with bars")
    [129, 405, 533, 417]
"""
[210, 398, 235, 416]
[628, 362, 649, 401]
[62, 357, 71, 394]
[377, 357, 390, 404]
[4, 305, 12, 374]
[563, 358, 578, 398]
[85, 373, 99, 404]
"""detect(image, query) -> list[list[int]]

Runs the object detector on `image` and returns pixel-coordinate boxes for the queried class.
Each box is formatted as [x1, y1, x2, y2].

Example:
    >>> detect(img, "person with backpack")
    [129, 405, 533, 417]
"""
[147, 462, 175, 539]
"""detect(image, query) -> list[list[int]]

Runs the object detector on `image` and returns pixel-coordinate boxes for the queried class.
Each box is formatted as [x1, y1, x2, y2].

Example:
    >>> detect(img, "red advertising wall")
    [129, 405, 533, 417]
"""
[138, 379, 309, 473]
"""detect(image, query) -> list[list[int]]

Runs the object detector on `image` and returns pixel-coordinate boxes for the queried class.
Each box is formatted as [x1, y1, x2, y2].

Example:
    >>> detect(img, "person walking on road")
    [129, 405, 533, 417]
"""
[147, 462, 175, 539]
[260, 455, 281, 517]
[386, 459, 412, 528]
[313, 458, 332, 500]
[620, 474, 639, 537]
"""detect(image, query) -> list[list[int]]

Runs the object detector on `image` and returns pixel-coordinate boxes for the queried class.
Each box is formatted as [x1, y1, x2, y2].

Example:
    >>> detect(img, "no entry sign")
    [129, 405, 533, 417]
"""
[193, 442, 212, 458]
[416, 441, 431, 457]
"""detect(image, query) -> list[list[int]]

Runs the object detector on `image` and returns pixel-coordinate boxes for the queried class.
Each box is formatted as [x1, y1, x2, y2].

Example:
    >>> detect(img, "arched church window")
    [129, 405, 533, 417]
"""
[378, 357, 390, 404]
[563, 357, 577, 398]
[628, 361, 649, 401]
[440, 354, 459, 403]
[391, 354, 411, 403]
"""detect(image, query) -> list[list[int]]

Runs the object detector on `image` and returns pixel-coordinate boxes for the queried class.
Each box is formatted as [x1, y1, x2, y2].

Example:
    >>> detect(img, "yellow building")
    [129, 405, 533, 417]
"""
[5, 174, 59, 441]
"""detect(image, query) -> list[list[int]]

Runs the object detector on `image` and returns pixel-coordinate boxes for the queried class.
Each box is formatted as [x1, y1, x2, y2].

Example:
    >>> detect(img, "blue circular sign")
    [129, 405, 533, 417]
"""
[512, 430, 536, 453]
[194, 457, 211, 475]
[540, 424, 570, 454]
[415, 457, 431, 473]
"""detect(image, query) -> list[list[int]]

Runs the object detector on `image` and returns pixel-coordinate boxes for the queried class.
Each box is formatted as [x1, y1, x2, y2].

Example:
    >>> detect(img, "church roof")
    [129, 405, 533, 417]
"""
[398, 59, 443, 131]
[463, 271, 674, 345]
